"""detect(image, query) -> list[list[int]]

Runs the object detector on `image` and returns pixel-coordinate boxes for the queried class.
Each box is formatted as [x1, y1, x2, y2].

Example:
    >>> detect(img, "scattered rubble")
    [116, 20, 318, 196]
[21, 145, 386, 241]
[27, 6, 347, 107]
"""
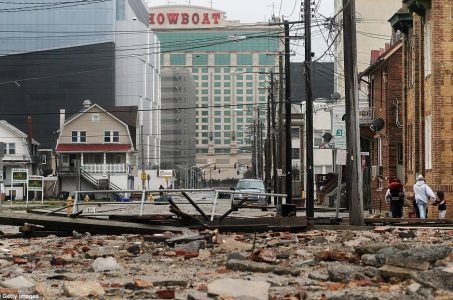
[208, 278, 271, 299]
[63, 280, 105, 297]
[1, 276, 34, 290]
[0, 225, 450, 299]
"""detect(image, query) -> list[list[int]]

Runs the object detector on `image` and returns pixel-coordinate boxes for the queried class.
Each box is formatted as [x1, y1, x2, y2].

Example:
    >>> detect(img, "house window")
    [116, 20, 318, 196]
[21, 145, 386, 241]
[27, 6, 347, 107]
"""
[425, 115, 432, 170]
[314, 130, 325, 146]
[71, 131, 86, 143]
[61, 154, 69, 166]
[8, 143, 15, 154]
[397, 143, 403, 165]
[291, 127, 299, 139]
[91, 113, 100, 122]
[423, 21, 432, 77]
[104, 131, 120, 143]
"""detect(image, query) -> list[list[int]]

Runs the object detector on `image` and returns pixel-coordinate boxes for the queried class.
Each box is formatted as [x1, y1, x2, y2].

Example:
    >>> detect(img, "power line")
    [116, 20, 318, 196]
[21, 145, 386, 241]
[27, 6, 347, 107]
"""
[0, 101, 290, 117]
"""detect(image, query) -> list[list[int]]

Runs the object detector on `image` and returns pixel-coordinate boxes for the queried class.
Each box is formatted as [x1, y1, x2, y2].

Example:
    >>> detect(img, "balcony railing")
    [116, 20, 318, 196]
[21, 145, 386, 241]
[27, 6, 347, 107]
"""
[359, 107, 374, 125]
[81, 164, 127, 173]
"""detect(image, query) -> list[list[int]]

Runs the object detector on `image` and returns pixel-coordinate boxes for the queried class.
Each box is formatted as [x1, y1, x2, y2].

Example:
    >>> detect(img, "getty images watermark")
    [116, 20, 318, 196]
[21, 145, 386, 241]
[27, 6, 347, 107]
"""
[1, 294, 40, 299]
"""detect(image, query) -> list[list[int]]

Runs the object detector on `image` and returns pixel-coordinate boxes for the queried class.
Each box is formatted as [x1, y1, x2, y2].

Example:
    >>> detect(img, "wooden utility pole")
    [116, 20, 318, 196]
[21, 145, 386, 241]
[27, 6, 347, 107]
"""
[265, 87, 272, 188]
[278, 52, 285, 203]
[284, 20, 293, 204]
[304, 0, 314, 218]
[342, 0, 364, 225]
[270, 72, 278, 197]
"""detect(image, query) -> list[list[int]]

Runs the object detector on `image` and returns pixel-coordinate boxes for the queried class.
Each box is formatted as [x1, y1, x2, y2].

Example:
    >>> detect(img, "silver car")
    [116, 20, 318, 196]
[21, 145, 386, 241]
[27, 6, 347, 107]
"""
[232, 179, 267, 208]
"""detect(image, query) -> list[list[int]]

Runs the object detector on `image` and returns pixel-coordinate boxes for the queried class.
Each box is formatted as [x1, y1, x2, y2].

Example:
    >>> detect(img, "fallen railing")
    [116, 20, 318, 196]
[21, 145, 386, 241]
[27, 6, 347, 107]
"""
[70, 188, 287, 221]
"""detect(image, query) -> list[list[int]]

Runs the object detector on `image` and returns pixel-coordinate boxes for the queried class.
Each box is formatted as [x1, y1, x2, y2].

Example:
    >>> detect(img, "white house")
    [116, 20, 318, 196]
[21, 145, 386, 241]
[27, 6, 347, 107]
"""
[55, 102, 138, 194]
[0, 120, 41, 200]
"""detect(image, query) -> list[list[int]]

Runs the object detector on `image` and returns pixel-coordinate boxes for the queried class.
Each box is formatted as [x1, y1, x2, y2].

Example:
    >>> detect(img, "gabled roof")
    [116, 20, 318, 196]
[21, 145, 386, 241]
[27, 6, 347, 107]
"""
[63, 104, 130, 129]
[360, 40, 403, 78]
[0, 120, 40, 146]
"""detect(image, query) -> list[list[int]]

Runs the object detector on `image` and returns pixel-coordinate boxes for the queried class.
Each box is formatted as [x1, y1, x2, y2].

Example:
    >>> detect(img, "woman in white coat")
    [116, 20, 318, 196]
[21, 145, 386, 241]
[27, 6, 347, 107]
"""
[413, 175, 435, 219]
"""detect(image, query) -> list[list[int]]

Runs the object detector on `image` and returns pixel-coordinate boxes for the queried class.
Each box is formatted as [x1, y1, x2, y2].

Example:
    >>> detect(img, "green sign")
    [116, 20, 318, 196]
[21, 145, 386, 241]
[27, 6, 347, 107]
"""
[12, 169, 28, 184]
[28, 176, 43, 191]
[332, 107, 346, 150]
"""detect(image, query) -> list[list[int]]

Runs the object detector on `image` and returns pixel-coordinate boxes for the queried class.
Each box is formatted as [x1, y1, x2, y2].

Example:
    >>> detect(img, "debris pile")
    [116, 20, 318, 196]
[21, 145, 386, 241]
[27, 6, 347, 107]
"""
[0, 226, 451, 299]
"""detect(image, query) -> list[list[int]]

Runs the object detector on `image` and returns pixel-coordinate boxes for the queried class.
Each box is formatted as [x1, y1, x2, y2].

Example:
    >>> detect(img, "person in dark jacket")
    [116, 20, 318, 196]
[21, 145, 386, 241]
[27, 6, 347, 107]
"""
[385, 178, 406, 218]
[434, 190, 447, 219]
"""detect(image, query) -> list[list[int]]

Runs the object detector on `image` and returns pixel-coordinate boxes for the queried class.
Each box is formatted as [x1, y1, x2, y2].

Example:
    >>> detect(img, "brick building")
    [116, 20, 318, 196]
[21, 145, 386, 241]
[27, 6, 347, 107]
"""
[361, 41, 404, 213]
[388, 0, 453, 218]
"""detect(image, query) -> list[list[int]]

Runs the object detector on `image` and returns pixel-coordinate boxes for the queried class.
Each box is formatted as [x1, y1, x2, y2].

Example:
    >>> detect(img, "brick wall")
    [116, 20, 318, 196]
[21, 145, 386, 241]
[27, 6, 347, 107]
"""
[404, 0, 453, 219]
[367, 44, 404, 213]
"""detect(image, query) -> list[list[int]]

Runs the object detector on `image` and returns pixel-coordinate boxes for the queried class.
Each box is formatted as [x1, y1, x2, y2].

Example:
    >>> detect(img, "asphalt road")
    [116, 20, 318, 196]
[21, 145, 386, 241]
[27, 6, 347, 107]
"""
[67, 190, 349, 219]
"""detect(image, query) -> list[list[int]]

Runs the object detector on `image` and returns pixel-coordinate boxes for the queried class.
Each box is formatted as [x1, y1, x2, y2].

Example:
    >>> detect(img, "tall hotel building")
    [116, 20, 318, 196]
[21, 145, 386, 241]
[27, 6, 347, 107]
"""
[149, 5, 282, 179]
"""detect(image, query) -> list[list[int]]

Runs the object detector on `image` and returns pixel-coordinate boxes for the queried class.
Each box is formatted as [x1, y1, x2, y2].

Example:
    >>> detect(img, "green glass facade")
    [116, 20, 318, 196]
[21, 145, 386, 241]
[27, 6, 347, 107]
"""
[156, 28, 280, 158]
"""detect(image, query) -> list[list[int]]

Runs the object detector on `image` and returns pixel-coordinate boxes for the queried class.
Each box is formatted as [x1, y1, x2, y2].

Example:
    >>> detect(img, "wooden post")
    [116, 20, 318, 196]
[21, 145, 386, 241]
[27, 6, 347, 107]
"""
[343, 0, 364, 225]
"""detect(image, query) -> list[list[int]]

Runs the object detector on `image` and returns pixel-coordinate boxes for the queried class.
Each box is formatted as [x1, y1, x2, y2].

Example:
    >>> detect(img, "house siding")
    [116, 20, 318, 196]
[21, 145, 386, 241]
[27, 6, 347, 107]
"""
[59, 106, 131, 146]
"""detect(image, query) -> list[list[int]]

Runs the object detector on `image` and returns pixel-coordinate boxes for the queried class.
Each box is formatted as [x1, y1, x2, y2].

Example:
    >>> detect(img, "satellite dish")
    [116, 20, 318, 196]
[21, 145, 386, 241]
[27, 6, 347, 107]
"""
[370, 118, 385, 132]
[322, 132, 333, 143]
[341, 114, 346, 121]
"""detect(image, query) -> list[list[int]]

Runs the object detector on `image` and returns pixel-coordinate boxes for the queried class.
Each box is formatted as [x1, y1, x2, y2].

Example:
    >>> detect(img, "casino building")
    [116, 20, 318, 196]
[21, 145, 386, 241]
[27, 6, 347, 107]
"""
[149, 5, 282, 180]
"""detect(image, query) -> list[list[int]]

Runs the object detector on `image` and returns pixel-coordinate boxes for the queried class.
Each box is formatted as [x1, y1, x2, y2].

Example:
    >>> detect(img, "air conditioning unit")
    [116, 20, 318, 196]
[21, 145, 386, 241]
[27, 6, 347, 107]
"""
[371, 166, 383, 178]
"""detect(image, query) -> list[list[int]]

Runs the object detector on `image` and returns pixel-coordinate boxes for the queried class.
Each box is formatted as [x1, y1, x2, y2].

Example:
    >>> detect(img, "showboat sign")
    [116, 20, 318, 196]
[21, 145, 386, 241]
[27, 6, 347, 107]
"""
[149, 6, 226, 29]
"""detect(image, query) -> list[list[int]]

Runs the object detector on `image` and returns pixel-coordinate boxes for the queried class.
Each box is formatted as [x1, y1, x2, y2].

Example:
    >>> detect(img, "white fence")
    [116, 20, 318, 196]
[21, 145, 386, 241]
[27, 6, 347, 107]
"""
[81, 164, 127, 173]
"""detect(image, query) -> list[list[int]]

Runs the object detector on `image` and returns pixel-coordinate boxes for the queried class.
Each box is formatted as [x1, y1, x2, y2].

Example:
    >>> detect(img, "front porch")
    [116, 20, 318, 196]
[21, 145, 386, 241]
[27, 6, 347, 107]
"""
[57, 152, 131, 175]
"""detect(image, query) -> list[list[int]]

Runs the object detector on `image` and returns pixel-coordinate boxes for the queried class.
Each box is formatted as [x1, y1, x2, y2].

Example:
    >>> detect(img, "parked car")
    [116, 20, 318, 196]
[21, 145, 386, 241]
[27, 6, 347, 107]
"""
[231, 179, 266, 208]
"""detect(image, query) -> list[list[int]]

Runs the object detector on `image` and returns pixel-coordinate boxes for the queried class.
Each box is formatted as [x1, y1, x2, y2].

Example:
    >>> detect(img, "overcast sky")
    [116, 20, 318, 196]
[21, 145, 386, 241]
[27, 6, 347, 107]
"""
[146, 0, 335, 62]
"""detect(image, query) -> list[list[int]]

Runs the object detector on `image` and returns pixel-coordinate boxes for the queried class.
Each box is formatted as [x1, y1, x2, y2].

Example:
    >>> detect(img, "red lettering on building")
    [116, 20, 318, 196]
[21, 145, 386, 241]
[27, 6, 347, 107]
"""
[157, 13, 165, 24]
[212, 12, 220, 24]
[149, 11, 223, 26]
[167, 13, 180, 24]
[202, 12, 210, 24]
[192, 13, 200, 24]
[181, 12, 189, 24]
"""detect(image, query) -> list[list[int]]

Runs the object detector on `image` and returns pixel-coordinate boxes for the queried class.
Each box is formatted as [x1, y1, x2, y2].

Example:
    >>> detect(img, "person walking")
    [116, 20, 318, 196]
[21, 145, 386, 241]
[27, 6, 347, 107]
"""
[159, 184, 164, 198]
[434, 190, 447, 219]
[385, 178, 405, 218]
[413, 175, 435, 219]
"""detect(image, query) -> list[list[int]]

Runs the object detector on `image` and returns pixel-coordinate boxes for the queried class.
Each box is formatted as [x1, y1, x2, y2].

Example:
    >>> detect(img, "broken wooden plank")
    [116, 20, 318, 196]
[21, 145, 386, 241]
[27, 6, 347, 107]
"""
[169, 207, 198, 222]
[203, 216, 308, 232]
[19, 223, 45, 233]
[364, 217, 453, 226]
[0, 212, 184, 234]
